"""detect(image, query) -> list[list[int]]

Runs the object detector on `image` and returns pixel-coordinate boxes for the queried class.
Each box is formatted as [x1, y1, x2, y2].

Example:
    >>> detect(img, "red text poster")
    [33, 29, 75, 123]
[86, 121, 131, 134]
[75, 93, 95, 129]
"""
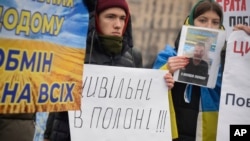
[216, 0, 250, 39]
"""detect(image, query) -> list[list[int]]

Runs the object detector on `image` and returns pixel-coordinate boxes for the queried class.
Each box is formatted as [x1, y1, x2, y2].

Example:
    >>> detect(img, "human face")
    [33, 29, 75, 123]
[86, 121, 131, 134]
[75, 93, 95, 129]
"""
[193, 45, 205, 60]
[194, 10, 220, 29]
[98, 7, 126, 37]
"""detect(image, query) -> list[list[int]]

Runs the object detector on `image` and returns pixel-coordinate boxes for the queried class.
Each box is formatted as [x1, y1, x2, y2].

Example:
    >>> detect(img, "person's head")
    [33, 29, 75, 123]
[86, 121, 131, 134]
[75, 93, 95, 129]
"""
[193, 42, 206, 61]
[175, 0, 223, 51]
[187, 0, 223, 29]
[95, 0, 129, 37]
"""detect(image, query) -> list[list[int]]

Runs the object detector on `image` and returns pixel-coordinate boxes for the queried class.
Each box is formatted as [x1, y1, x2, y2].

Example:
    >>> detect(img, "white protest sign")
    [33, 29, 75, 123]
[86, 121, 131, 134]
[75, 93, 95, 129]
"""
[216, 31, 250, 141]
[216, 0, 250, 40]
[69, 64, 172, 141]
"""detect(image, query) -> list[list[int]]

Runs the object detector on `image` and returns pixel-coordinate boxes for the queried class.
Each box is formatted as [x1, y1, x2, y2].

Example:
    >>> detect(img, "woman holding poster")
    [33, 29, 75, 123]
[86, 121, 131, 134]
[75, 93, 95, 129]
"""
[153, 0, 226, 141]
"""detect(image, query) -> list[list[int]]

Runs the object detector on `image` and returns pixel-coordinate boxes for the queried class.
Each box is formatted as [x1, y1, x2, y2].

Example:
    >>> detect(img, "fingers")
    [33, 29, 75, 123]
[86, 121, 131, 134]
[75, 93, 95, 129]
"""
[233, 24, 241, 31]
[233, 24, 250, 34]
[168, 56, 189, 74]
[233, 24, 244, 31]
[164, 56, 189, 89]
[241, 25, 250, 34]
[164, 73, 175, 90]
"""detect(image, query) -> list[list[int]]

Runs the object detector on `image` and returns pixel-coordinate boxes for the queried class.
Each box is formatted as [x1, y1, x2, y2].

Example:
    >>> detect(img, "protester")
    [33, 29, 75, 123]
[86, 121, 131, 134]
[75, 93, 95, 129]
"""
[0, 113, 35, 141]
[43, 0, 174, 141]
[153, 0, 226, 140]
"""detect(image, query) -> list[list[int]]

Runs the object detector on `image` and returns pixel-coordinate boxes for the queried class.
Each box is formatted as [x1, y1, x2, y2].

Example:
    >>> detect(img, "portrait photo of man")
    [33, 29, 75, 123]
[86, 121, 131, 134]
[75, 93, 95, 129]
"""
[178, 41, 209, 86]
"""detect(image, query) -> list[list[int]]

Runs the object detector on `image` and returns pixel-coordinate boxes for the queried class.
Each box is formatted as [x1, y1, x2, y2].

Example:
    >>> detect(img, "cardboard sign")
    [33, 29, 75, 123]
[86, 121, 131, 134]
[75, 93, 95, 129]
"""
[69, 64, 172, 141]
[216, 30, 250, 141]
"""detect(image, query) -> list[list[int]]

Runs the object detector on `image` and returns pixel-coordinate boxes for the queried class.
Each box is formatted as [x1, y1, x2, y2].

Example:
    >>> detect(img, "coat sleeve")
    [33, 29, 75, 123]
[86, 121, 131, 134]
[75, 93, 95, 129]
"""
[152, 44, 176, 69]
[132, 47, 143, 68]
[43, 112, 55, 140]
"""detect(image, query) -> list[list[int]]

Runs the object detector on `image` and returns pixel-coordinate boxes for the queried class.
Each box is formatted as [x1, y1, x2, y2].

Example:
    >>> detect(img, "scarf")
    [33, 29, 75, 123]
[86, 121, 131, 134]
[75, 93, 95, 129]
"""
[99, 35, 123, 55]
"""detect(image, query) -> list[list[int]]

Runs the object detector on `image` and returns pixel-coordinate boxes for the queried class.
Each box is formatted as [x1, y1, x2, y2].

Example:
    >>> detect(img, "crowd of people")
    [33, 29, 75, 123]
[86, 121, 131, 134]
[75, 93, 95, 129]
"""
[0, 0, 249, 141]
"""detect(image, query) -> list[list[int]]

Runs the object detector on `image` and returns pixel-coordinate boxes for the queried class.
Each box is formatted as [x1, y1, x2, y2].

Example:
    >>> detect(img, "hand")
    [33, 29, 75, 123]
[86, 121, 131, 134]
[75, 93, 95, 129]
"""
[233, 24, 250, 35]
[167, 56, 189, 74]
[164, 73, 175, 90]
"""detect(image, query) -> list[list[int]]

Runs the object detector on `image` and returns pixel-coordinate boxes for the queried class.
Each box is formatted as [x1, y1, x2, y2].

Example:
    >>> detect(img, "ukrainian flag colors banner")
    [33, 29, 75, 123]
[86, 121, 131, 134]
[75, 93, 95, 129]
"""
[0, 0, 89, 113]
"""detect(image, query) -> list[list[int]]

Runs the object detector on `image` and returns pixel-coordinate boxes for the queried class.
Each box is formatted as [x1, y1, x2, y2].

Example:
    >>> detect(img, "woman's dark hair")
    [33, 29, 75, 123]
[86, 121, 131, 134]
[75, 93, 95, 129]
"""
[193, 0, 223, 24]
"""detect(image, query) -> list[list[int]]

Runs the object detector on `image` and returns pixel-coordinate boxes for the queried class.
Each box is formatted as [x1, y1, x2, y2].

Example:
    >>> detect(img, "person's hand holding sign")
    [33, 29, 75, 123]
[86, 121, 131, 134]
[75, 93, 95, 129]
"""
[233, 24, 250, 35]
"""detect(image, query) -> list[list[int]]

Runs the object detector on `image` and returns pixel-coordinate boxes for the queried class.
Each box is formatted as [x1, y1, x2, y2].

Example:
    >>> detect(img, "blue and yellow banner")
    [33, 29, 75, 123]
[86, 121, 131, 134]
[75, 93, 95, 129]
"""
[0, 0, 89, 113]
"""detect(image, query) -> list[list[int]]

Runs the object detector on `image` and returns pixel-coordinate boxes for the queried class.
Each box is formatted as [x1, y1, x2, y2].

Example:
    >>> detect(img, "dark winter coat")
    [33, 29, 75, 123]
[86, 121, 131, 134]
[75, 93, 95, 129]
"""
[0, 113, 35, 141]
[44, 1, 142, 141]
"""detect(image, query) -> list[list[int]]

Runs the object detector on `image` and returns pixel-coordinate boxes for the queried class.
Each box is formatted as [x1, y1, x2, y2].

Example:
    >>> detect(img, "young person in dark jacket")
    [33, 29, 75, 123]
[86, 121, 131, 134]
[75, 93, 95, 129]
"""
[43, 0, 142, 140]
[44, 0, 176, 140]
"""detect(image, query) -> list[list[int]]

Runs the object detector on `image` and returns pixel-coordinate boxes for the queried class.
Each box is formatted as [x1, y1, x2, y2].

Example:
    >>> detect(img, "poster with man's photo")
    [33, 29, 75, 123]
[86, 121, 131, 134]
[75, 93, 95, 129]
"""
[174, 26, 226, 88]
